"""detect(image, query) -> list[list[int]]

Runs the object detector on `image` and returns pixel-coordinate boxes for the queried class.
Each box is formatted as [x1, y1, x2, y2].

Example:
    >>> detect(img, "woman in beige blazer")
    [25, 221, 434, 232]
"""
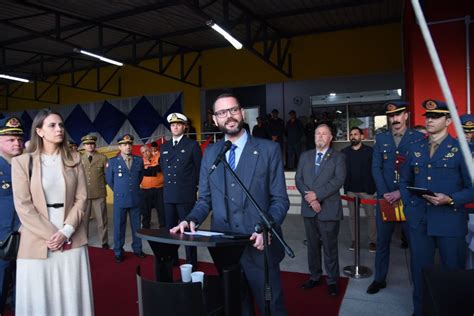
[12, 109, 94, 316]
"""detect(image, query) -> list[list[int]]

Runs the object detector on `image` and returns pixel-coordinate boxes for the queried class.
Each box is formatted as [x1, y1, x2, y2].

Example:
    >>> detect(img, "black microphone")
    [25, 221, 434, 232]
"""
[209, 140, 232, 173]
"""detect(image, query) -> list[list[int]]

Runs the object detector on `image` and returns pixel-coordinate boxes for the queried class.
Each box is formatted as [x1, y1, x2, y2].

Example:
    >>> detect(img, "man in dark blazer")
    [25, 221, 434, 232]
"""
[171, 93, 289, 316]
[106, 134, 145, 263]
[160, 113, 201, 267]
[0, 116, 23, 312]
[295, 123, 346, 296]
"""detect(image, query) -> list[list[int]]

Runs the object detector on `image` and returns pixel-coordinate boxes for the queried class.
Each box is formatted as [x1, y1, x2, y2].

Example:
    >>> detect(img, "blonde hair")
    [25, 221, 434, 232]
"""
[27, 109, 78, 167]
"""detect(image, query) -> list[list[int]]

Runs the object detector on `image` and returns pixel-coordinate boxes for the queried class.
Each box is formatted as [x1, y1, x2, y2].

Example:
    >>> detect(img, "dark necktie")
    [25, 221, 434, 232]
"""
[173, 140, 178, 147]
[315, 152, 323, 175]
[88, 155, 92, 163]
[228, 144, 237, 170]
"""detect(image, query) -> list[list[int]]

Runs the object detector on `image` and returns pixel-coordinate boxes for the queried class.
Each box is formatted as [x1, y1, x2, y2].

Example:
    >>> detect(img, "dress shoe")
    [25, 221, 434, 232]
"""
[328, 284, 338, 296]
[366, 280, 386, 294]
[102, 243, 110, 249]
[369, 242, 376, 253]
[115, 254, 123, 263]
[134, 251, 146, 258]
[301, 279, 320, 289]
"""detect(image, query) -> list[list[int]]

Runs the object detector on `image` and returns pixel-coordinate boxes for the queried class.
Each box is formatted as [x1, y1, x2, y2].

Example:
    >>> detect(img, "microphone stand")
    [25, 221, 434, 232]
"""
[217, 156, 294, 316]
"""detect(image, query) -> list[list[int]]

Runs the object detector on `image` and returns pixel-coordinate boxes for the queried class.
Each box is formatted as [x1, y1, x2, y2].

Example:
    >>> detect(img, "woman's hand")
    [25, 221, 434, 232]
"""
[47, 231, 67, 251]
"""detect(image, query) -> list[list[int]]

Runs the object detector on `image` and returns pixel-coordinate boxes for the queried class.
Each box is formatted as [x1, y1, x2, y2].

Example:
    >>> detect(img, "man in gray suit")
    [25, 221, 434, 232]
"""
[295, 123, 346, 296]
[171, 93, 289, 316]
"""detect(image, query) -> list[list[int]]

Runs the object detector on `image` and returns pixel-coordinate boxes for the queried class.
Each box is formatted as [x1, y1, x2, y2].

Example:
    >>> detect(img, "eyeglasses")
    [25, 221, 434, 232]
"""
[214, 106, 241, 118]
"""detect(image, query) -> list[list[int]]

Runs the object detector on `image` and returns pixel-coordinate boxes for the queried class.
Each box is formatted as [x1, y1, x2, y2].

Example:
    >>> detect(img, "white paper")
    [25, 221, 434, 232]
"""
[184, 230, 224, 237]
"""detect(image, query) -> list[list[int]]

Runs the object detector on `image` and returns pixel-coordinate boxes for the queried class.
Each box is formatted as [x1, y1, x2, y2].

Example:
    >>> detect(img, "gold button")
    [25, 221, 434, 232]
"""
[427, 176, 432, 181]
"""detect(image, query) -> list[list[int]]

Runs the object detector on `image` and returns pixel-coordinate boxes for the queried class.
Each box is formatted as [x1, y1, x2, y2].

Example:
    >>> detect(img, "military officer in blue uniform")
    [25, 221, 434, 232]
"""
[106, 134, 145, 263]
[0, 116, 24, 312]
[400, 100, 474, 316]
[460, 113, 474, 154]
[160, 113, 201, 267]
[367, 101, 424, 294]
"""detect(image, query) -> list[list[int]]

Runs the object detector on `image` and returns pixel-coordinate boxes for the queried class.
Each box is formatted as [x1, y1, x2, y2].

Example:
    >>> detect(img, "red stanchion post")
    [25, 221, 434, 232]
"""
[343, 195, 372, 279]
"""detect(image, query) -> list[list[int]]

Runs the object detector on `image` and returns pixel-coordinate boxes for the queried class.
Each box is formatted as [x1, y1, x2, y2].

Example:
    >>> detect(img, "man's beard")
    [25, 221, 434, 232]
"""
[217, 117, 244, 136]
[350, 139, 361, 146]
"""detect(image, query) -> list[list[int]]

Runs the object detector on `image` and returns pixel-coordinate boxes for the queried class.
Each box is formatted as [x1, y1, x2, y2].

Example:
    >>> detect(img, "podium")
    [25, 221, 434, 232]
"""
[137, 228, 251, 316]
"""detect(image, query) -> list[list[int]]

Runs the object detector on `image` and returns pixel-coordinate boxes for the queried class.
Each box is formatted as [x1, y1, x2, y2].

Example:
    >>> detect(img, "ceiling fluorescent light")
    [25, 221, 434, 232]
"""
[0, 74, 29, 83]
[206, 20, 243, 50]
[74, 48, 124, 67]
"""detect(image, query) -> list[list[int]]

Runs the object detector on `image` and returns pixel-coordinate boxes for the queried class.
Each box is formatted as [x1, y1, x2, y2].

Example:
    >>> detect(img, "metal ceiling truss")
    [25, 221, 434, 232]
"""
[182, 0, 292, 77]
[0, 0, 203, 95]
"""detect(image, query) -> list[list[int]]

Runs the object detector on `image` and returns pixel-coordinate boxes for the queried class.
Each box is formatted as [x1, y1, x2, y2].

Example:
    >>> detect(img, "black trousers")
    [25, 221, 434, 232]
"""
[140, 187, 164, 228]
[164, 202, 197, 267]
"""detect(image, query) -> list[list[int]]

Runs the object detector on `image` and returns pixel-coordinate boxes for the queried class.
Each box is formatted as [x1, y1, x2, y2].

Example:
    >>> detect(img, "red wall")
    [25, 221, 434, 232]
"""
[404, 0, 474, 135]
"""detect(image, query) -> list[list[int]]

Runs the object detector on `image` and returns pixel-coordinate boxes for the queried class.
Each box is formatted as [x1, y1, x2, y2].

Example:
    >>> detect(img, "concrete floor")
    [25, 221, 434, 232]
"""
[88, 205, 414, 316]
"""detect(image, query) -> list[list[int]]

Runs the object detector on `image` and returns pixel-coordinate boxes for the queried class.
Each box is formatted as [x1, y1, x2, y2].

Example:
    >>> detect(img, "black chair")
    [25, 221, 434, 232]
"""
[423, 266, 474, 316]
[136, 266, 223, 316]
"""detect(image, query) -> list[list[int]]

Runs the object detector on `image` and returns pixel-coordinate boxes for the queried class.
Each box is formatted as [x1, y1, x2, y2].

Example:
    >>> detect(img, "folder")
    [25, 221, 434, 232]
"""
[379, 199, 406, 222]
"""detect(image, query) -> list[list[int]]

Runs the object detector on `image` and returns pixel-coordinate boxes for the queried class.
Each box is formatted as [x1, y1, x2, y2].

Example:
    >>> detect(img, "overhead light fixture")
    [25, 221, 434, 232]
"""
[329, 93, 336, 97]
[74, 48, 124, 66]
[206, 20, 243, 50]
[0, 74, 30, 83]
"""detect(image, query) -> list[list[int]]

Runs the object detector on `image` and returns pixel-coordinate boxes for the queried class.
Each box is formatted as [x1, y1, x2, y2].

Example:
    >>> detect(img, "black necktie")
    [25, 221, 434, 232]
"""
[88, 155, 92, 163]
[174, 140, 178, 147]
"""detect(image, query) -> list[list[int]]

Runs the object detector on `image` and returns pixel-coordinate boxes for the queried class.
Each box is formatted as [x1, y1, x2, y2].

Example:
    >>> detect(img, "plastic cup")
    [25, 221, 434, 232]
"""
[180, 264, 193, 282]
[191, 271, 205, 288]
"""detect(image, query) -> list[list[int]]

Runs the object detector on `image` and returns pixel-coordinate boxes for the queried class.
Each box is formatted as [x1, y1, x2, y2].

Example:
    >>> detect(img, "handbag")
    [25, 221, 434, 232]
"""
[0, 231, 20, 261]
[0, 155, 32, 260]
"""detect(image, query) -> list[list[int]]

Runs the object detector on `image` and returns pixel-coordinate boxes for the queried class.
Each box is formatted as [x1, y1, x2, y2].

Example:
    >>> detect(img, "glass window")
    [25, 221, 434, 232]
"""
[348, 102, 387, 139]
[311, 105, 347, 141]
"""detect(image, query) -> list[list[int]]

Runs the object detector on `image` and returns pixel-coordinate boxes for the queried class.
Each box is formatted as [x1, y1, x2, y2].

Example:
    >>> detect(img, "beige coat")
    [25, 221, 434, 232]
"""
[12, 152, 88, 259]
[81, 152, 108, 199]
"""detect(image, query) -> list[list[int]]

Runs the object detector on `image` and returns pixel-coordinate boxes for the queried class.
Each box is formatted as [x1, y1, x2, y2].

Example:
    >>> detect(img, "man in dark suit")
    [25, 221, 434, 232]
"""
[160, 113, 201, 267]
[171, 93, 289, 316]
[106, 134, 145, 263]
[0, 116, 23, 312]
[295, 123, 346, 296]
[400, 100, 474, 316]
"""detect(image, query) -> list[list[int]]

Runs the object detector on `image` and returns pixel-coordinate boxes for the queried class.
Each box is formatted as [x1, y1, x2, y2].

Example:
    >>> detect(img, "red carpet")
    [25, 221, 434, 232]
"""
[6, 247, 348, 315]
[87, 246, 348, 316]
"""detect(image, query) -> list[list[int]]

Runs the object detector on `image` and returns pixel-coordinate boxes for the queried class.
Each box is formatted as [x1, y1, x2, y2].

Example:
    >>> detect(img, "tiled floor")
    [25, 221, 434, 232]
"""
[88, 206, 414, 315]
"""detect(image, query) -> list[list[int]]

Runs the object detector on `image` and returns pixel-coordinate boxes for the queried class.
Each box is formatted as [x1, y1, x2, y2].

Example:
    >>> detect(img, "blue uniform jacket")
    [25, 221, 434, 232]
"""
[0, 156, 20, 241]
[106, 154, 144, 208]
[160, 137, 201, 204]
[400, 134, 474, 237]
[372, 129, 424, 197]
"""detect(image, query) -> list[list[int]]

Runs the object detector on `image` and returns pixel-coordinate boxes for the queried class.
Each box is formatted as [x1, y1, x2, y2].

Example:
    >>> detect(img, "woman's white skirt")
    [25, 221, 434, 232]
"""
[16, 246, 94, 316]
